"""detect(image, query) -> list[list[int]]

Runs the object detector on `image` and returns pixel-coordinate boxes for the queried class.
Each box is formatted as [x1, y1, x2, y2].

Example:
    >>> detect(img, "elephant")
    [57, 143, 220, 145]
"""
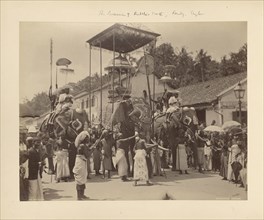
[39, 107, 90, 178]
[40, 107, 90, 143]
[153, 106, 199, 171]
[109, 97, 152, 176]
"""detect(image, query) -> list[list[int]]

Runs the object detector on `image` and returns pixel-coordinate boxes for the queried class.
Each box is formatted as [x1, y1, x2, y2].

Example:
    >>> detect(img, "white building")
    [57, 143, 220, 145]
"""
[175, 72, 247, 126]
[73, 70, 169, 125]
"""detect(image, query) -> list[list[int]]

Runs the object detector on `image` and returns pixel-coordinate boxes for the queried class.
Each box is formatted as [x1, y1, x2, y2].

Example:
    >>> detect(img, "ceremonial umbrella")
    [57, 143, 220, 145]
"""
[56, 58, 72, 67]
[204, 125, 223, 133]
[222, 121, 241, 131]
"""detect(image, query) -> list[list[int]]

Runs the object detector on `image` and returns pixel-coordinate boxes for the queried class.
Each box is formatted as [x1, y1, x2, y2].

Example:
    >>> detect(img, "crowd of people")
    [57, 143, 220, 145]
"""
[19, 121, 247, 201]
[191, 123, 247, 189]
[19, 89, 247, 201]
[19, 124, 165, 201]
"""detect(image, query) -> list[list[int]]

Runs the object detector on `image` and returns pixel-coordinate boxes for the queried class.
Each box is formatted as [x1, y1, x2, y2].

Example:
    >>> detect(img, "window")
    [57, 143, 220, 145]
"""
[86, 98, 89, 108]
[232, 111, 247, 125]
[196, 109, 206, 124]
[91, 96, 95, 107]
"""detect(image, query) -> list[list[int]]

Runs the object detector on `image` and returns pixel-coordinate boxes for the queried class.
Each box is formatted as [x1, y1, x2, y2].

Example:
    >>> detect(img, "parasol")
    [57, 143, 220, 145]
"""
[229, 127, 243, 135]
[222, 121, 241, 131]
[204, 125, 223, 132]
[27, 125, 38, 133]
[56, 58, 72, 67]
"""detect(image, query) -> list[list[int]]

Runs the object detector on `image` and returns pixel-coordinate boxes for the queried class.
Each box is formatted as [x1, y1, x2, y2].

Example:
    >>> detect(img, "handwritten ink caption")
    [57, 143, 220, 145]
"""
[99, 10, 204, 18]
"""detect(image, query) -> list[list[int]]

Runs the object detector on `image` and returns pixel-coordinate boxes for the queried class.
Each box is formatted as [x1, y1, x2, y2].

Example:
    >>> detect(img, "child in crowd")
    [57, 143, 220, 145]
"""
[133, 136, 156, 186]
[204, 139, 212, 171]
[54, 140, 70, 183]
[73, 144, 89, 200]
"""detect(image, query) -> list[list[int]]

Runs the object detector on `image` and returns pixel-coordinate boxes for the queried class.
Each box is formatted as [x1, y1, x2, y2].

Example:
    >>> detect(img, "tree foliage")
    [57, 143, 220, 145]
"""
[152, 43, 247, 89]
[220, 43, 247, 76]
[20, 92, 50, 116]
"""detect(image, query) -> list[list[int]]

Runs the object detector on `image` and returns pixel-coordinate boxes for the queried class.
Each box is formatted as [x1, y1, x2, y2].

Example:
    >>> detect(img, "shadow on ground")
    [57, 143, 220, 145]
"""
[43, 188, 73, 201]
[150, 170, 218, 183]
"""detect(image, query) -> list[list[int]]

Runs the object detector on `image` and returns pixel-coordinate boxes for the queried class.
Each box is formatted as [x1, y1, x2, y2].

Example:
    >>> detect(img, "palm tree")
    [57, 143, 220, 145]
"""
[174, 47, 195, 87]
[195, 49, 211, 82]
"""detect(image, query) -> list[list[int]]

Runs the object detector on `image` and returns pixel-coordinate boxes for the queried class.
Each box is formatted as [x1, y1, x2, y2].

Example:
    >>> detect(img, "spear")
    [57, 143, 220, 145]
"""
[49, 38, 53, 112]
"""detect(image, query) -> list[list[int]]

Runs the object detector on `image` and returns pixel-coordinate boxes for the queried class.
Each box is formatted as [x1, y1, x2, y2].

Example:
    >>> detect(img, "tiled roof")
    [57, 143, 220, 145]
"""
[178, 72, 247, 106]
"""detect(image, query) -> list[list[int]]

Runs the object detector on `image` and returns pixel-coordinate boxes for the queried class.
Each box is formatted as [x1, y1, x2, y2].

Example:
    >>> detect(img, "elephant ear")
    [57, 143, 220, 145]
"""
[182, 107, 198, 126]
[183, 115, 192, 126]
[110, 101, 126, 126]
[189, 107, 199, 125]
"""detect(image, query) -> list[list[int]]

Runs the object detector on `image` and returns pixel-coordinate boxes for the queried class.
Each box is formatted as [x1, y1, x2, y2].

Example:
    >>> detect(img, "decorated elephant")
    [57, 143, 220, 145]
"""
[40, 107, 90, 143]
[39, 107, 90, 178]
[109, 97, 152, 176]
[153, 106, 199, 171]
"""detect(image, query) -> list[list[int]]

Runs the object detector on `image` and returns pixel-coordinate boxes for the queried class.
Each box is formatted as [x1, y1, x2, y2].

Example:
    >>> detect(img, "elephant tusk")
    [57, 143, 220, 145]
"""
[150, 139, 170, 151]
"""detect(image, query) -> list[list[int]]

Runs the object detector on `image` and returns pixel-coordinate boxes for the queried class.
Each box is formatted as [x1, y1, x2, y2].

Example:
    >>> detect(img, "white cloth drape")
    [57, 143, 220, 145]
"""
[28, 173, 44, 201]
[176, 144, 188, 171]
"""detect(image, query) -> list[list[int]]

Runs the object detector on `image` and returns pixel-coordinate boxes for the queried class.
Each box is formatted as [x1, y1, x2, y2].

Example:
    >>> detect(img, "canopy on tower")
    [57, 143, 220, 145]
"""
[105, 54, 134, 71]
[86, 23, 160, 53]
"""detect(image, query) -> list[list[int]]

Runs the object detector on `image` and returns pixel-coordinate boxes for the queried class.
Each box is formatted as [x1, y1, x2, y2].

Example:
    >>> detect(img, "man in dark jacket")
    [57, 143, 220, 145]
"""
[28, 137, 44, 200]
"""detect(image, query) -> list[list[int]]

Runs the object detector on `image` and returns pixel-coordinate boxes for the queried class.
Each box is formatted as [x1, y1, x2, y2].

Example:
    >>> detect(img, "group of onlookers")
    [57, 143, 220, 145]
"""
[19, 121, 247, 201]
[19, 125, 160, 201]
[188, 124, 248, 190]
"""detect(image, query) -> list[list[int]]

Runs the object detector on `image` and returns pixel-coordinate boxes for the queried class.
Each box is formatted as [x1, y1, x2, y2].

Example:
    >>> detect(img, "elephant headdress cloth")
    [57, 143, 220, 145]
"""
[74, 131, 90, 148]
[110, 102, 127, 126]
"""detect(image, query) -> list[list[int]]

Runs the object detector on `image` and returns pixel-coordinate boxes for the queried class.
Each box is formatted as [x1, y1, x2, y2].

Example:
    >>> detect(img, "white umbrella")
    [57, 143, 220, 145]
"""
[222, 121, 241, 131]
[27, 125, 38, 133]
[204, 125, 223, 132]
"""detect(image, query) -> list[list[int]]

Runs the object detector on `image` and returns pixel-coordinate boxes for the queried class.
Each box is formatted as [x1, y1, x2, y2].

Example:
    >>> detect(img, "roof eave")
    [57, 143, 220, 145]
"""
[217, 78, 247, 98]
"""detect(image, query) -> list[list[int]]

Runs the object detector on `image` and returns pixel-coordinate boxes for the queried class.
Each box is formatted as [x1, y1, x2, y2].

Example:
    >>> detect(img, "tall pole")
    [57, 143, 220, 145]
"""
[89, 44, 92, 122]
[112, 31, 115, 113]
[152, 40, 157, 138]
[100, 42, 103, 125]
[238, 98, 242, 124]
[144, 54, 153, 119]
[153, 64, 155, 111]
[55, 66, 58, 89]
[50, 38, 53, 111]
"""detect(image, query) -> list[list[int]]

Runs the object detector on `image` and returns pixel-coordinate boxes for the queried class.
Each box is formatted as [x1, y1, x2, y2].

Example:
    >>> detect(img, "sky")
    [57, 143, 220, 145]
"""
[19, 22, 246, 102]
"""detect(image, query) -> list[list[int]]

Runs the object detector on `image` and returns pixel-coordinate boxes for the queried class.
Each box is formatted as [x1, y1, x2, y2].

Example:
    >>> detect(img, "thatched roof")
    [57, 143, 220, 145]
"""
[156, 72, 247, 107]
[179, 72, 247, 107]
